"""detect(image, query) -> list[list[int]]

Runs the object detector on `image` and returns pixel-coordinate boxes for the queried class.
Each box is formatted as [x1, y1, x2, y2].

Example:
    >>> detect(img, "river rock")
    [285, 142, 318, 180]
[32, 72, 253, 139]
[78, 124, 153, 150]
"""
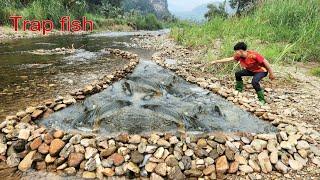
[256, 134, 276, 141]
[296, 140, 310, 150]
[85, 158, 97, 171]
[146, 145, 157, 153]
[49, 139, 65, 156]
[275, 160, 288, 173]
[241, 137, 251, 144]
[108, 153, 124, 166]
[37, 143, 49, 154]
[101, 146, 117, 158]
[69, 134, 82, 144]
[239, 165, 254, 173]
[181, 156, 192, 170]
[150, 173, 164, 180]
[0, 143, 7, 155]
[157, 139, 170, 147]
[216, 155, 229, 174]
[102, 168, 115, 177]
[85, 147, 98, 159]
[251, 139, 267, 152]
[127, 162, 140, 173]
[289, 158, 303, 170]
[81, 139, 96, 147]
[280, 141, 293, 150]
[68, 152, 84, 167]
[185, 169, 203, 177]
[44, 133, 53, 144]
[280, 131, 288, 141]
[185, 149, 194, 157]
[30, 137, 42, 150]
[165, 155, 179, 167]
[64, 167, 77, 176]
[146, 162, 157, 172]
[18, 129, 30, 140]
[258, 150, 272, 173]
[18, 150, 36, 171]
[7, 153, 20, 167]
[129, 135, 141, 144]
[131, 151, 144, 164]
[214, 134, 226, 144]
[310, 144, 320, 156]
[149, 134, 160, 144]
[60, 143, 74, 158]
[169, 136, 179, 144]
[228, 161, 239, 174]
[155, 162, 167, 176]
[248, 159, 261, 172]
[82, 171, 96, 179]
[53, 130, 64, 139]
[138, 142, 147, 153]
[235, 154, 247, 165]
[31, 109, 43, 119]
[168, 166, 185, 179]
[45, 154, 56, 163]
[154, 147, 165, 159]
[270, 150, 278, 164]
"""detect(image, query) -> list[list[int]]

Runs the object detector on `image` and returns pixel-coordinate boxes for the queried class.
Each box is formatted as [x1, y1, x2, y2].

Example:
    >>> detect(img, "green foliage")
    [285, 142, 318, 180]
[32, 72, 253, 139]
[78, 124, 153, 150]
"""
[310, 67, 320, 77]
[205, 1, 228, 20]
[130, 13, 163, 30]
[229, 0, 256, 15]
[100, 0, 124, 18]
[171, 0, 320, 64]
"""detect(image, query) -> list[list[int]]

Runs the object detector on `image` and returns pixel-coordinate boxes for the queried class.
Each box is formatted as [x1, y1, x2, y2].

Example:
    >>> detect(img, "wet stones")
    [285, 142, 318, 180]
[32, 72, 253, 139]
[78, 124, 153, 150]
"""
[49, 139, 65, 156]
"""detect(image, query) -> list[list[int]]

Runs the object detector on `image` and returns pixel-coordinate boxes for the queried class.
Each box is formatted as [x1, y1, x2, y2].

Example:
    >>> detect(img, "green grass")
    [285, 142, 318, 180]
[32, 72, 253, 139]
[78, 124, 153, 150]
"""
[310, 67, 320, 77]
[171, 0, 320, 64]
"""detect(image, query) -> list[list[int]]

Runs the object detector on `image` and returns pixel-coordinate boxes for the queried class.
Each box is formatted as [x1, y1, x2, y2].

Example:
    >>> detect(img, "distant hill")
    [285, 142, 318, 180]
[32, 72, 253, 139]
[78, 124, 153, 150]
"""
[171, 1, 234, 21]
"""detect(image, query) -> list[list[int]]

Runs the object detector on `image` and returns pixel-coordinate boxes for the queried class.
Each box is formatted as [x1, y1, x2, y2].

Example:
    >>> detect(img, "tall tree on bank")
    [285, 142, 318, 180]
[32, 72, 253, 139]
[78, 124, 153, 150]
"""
[229, 0, 256, 15]
[205, 1, 228, 21]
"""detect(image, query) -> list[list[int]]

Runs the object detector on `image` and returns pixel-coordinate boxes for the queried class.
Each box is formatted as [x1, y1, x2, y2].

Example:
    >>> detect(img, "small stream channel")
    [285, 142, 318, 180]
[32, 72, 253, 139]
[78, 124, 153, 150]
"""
[0, 31, 162, 119]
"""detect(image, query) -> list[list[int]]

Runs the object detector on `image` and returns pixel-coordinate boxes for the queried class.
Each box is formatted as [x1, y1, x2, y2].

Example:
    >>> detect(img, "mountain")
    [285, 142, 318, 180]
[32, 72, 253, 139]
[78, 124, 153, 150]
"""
[170, 1, 234, 21]
[122, 0, 171, 19]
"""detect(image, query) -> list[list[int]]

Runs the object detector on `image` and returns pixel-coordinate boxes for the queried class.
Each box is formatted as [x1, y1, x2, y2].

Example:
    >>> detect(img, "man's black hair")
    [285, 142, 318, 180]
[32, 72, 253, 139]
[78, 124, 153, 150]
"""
[234, 42, 247, 51]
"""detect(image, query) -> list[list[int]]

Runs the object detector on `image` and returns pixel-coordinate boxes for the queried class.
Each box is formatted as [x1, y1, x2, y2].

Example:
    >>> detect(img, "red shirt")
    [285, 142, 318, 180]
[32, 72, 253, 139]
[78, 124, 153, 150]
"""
[234, 50, 267, 72]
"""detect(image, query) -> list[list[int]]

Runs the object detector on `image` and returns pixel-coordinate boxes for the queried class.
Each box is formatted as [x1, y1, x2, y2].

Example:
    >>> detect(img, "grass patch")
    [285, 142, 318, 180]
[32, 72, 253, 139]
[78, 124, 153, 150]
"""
[171, 0, 320, 65]
[310, 67, 320, 77]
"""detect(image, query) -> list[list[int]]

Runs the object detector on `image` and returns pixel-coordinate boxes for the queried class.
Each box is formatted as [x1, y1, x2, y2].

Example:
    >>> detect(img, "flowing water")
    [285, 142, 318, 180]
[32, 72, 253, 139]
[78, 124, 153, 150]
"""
[39, 60, 276, 134]
[0, 31, 157, 120]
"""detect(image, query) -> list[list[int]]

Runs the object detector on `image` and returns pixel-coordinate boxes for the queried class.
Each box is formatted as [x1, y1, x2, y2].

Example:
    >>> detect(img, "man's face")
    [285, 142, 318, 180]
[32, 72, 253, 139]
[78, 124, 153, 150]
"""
[235, 50, 247, 58]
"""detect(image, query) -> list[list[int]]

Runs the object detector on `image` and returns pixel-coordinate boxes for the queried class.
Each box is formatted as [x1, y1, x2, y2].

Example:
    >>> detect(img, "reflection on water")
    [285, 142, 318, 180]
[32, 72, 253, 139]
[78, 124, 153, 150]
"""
[40, 61, 277, 135]
[0, 32, 154, 119]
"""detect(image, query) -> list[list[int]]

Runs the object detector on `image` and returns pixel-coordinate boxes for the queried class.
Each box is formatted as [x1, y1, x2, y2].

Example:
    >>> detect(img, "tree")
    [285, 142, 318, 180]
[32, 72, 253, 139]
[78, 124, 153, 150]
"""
[205, 1, 228, 21]
[229, 0, 256, 15]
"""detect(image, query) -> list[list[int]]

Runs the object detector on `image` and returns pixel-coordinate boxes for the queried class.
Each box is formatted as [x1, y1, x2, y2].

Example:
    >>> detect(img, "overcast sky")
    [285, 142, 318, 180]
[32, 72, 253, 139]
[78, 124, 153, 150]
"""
[168, 0, 223, 12]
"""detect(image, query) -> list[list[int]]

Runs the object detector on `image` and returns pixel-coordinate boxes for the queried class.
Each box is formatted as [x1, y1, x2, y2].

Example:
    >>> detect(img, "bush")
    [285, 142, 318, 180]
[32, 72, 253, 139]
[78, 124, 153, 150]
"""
[131, 13, 162, 30]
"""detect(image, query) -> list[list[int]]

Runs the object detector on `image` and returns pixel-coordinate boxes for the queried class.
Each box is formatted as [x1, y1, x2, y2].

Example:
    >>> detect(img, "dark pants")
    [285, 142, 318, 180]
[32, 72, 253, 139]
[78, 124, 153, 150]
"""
[235, 69, 268, 92]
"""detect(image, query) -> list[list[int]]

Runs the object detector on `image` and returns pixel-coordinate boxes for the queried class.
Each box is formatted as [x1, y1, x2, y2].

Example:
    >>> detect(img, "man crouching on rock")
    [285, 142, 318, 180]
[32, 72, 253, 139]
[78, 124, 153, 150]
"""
[210, 42, 275, 104]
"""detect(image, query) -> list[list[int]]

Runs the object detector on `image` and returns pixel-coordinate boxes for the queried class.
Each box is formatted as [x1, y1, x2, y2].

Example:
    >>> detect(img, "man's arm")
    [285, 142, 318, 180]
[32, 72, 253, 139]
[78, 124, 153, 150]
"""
[263, 60, 275, 80]
[209, 57, 234, 65]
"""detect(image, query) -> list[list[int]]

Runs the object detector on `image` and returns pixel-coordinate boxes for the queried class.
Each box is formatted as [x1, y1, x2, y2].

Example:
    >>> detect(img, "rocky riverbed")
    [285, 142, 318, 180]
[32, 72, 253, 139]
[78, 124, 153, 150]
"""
[0, 31, 319, 179]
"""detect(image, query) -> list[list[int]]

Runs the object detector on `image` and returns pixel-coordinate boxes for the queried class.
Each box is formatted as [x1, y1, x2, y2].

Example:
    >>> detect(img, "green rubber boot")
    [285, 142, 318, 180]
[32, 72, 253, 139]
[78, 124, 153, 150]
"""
[235, 81, 244, 92]
[257, 90, 266, 104]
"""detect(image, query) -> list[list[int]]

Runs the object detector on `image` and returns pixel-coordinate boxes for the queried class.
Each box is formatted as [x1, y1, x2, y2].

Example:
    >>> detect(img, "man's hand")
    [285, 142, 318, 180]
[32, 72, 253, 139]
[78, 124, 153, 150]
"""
[269, 72, 276, 80]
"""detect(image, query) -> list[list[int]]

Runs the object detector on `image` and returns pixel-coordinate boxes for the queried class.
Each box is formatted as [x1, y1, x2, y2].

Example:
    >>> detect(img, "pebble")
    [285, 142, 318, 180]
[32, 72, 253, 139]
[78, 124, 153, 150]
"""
[296, 140, 310, 150]
[18, 150, 36, 171]
[215, 155, 229, 174]
[258, 150, 272, 173]
[154, 147, 165, 159]
[228, 161, 239, 174]
[239, 165, 254, 173]
[289, 158, 303, 170]
[155, 162, 167, 176]
[127, 162, 140, 173]
[18, 129, 30, 140]
[49, 139, 65, 156]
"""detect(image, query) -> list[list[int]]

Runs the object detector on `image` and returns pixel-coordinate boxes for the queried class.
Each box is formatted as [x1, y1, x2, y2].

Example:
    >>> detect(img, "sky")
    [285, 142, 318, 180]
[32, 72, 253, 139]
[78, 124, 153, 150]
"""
[167, 0, 223, 12]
